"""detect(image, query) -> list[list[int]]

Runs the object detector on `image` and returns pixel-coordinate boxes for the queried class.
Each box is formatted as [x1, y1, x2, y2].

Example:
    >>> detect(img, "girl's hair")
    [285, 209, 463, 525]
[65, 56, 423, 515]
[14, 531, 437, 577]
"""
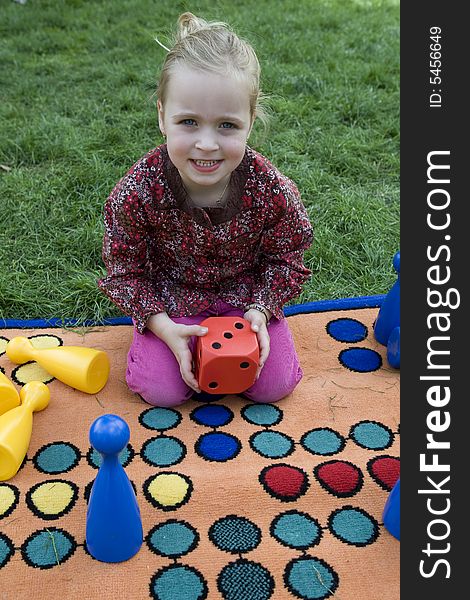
[157, 12, 268, 127]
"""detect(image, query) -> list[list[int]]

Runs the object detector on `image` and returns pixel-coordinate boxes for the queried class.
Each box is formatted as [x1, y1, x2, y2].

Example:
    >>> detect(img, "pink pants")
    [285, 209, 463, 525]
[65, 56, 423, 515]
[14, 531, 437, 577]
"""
[126, 300, 303, 407]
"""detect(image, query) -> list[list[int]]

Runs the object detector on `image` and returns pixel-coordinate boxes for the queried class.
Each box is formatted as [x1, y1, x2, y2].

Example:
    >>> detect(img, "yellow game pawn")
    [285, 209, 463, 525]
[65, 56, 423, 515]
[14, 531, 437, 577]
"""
[0, 372, 20, 416]
[0, 381, 50, 481]
[6, 336, 110, 394]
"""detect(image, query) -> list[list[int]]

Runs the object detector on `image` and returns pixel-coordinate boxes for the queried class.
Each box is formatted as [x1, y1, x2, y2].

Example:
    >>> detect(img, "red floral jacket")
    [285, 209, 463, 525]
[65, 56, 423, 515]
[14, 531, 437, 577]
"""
[98, 145, 313, 333]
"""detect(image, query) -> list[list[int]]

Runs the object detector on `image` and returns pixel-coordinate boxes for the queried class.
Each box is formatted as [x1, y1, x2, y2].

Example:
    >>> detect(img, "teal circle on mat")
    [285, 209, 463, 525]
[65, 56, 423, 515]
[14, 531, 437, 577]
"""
[300, 428, 344, 456]
[250, 431, 294, 458]
[21, 528, 76, 568]
[209, 515, 261, 554]
[218, 559, 274, 600]
[0, 533, 14, 568]
[142, 436, 186, 467]
[350, 421, 393, 450]
[285, 556, 338, 599]
[33, 442, 81, 474]
[147, 520, 198, 558]
[328, 507, 379, 546]
[271, 511, 322, 549]
[150, 564, 207, 600]
[241, 404, 282, 426]
[88, 444, 132, 469]
[140, 407, 182, 431]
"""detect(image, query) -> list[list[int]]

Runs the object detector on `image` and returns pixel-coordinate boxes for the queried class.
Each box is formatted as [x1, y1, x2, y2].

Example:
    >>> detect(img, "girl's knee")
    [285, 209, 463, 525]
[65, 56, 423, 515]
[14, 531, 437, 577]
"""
[244, 367, 303, 404]
[137, 387, 193, 408]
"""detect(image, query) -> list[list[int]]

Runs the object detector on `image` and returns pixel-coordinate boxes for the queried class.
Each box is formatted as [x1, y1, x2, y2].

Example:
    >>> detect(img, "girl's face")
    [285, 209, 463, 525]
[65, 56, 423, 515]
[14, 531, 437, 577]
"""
[158, 66, 253, 195]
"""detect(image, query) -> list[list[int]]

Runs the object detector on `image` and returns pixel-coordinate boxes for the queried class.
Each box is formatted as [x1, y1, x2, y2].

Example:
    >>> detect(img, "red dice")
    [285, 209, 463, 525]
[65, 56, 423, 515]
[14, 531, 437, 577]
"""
[194, 317, 260, 394]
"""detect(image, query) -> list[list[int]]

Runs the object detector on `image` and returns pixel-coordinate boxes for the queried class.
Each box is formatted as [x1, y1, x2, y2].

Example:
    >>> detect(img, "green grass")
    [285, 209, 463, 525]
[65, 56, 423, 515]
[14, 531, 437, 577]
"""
[0, 0, 399, 322]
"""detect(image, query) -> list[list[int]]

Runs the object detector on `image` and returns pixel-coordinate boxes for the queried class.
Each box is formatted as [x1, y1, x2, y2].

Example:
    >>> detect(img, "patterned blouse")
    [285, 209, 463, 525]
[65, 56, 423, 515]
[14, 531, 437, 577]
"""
[98, 144, 313, 333]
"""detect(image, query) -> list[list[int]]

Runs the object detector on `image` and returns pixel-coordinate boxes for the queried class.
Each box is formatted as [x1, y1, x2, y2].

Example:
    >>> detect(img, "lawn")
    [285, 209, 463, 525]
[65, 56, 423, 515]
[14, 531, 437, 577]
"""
[0, 0, 399, 323]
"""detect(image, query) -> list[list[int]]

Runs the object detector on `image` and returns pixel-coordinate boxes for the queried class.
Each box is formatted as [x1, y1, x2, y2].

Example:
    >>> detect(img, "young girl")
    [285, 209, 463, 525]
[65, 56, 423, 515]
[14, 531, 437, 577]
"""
[98, 12, 313, 407]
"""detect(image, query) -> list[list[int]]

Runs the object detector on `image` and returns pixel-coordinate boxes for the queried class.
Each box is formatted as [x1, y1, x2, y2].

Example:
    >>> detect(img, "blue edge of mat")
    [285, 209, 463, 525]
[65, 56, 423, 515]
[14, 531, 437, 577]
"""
[0, 295, 385, 329]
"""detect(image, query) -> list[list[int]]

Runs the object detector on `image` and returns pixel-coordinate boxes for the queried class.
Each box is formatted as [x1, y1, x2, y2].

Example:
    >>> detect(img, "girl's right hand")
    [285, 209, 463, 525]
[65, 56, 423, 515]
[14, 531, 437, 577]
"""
[157, 322, 208, 393]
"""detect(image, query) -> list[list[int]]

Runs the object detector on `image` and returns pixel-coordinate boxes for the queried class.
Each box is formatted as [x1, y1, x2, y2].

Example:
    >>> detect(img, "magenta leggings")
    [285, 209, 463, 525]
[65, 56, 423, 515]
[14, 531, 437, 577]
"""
[126, 300, 303, 407]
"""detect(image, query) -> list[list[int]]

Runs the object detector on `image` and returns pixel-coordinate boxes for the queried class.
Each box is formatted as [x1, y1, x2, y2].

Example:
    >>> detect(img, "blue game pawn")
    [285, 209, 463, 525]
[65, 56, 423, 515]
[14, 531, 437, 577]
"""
[383, 478, 400, 540]
[374, 251, 400, 346]
[86, 414, 143, 562]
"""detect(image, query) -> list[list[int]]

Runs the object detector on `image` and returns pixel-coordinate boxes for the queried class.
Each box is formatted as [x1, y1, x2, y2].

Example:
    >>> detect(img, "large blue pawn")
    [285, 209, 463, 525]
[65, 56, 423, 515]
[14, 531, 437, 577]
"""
[383, 478, 400, 540]
[86, 414, 143, 562]
[374, 251, 400, 345]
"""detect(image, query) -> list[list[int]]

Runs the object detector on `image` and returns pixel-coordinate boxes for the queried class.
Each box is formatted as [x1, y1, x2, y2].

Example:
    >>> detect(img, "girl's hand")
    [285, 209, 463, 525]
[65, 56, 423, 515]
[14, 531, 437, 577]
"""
[152, 319, 208, 393]
[243, 308, 271, 379]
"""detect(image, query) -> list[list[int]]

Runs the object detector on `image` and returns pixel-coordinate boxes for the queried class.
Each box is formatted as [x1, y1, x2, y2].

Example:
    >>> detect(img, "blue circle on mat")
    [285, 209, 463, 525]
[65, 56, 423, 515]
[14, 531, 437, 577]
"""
[241, 404, 283, 426]
[140, 407, 181, 431]
[150, 564, 207, 600]
[195, 432, 241, 462]
[142, 436, 186, 467]
[350, 421, 393, 450]
[285, 556, 338, 599]
[21, 528, 76, 568]
[191, 405, 233, 427]
[250, 431, 294, 458]
[300, 428, 345, 456]
[271, 511, 322, 550]
[33, 442, 81, 474]
[218, 559, 274, 600]
[328, 507, 379, 546]
[147, 520, 198, 558]
[209, 516, 262, 554]
[339, 348, 382, 372]
[0, 533, 14, 568]
[326, 318, 367, 343]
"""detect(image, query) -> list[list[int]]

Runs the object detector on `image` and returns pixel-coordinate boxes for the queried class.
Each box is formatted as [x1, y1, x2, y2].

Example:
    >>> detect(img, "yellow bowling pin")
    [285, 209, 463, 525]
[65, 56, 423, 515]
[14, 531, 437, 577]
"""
[0, 372, 20, 416]
[0, 381, 50, 481]
[6, 337, 110, 394]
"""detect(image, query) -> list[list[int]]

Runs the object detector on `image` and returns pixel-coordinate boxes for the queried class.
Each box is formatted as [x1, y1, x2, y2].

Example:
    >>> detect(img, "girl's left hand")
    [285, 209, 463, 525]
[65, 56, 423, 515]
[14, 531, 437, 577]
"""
[243, 309, 271, 379]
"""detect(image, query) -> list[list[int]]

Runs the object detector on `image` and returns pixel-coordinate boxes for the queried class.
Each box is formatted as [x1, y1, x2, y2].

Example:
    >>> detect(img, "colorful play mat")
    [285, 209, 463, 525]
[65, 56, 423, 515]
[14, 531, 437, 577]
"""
[0, 297, 399, 599]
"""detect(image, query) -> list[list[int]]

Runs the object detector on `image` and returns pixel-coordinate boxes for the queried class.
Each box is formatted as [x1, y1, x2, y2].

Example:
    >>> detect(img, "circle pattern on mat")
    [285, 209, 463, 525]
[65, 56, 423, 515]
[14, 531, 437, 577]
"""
[314, 460, 363, 497]
[270, 510, 322, 550]
[25, 480, 79, 520]
[0, 533, 14, 568]
[284, 555, 338, 599]
[326, 318, 367, 343]
[195, 432, 241, 462]
[241, 404, 283, 427]
[33, 442, 81, 474]
[150, 564, 208, 600]
[300, 428, 345, 456]
[249, 431, 295, 459]
[21, 528, 76, 569]
[139, 407, 182, 431]
[367, 455, 400, 491]
[146, 519, 199, 558]
[0, 336, 8, 356]
[0, 484, 20, 519]
[143, 472, 193, 511]
[328, 506, 379, 547]
[339, 348, 382, 372]
[209, 515, 262, 554]
[350, 421, 393, 450]
[141, 436, 186, 467]
[190, 404, 234, 427]
[259, 464, 309, 502]
[217, 559, 274, 600]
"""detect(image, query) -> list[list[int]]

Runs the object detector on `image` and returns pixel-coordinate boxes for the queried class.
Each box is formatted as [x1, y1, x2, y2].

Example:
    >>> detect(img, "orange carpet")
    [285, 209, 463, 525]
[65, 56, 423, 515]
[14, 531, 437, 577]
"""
[0, 305, 399, 599]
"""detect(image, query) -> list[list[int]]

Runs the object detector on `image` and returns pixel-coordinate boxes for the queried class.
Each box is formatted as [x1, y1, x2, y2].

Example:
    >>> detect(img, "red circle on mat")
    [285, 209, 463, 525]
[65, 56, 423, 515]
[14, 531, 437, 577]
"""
[368, 456, 400, 491]
[314, 460, 363, 497]
[259, 464, 309, 501]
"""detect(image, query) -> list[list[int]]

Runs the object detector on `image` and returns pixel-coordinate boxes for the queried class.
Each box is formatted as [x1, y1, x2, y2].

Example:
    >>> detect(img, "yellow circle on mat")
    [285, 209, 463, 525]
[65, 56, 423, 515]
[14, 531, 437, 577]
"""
[147, 473, 190, 507]
[13, 362, 53, 385]
[29, 481, 76, 516]
[0, 484, 16, 517]
[30, 335, 62, 349]
[0, 338, 8, 355]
